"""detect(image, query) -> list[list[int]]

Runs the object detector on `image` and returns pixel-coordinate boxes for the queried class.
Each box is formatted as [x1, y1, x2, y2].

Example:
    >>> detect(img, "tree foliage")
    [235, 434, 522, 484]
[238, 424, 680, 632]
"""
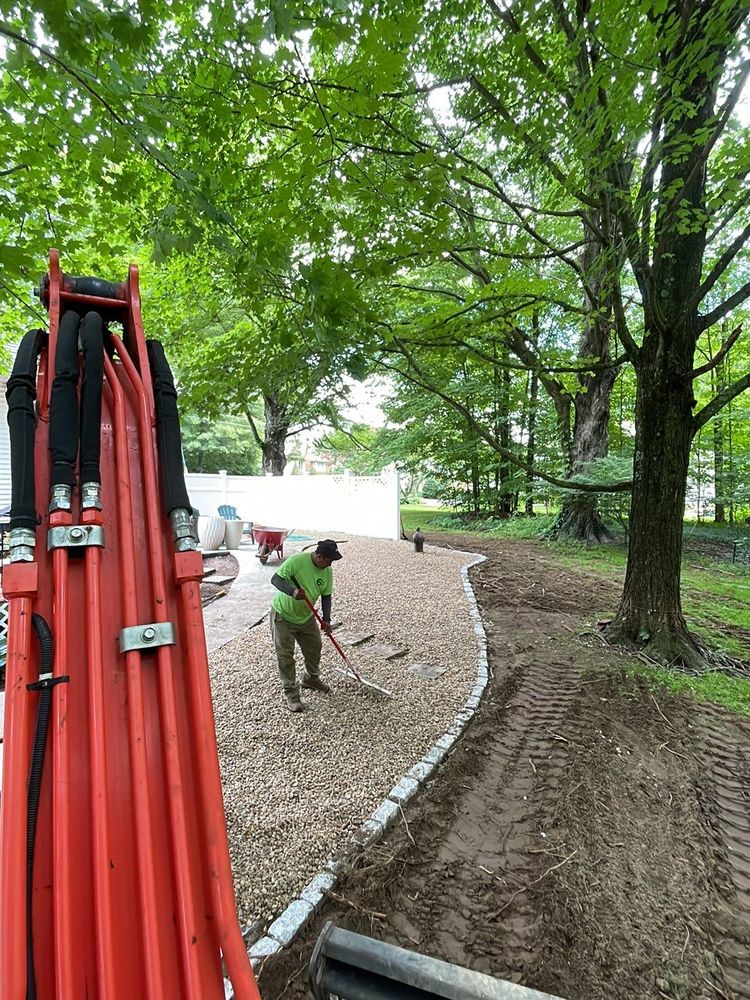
[1, 0, 749, 665]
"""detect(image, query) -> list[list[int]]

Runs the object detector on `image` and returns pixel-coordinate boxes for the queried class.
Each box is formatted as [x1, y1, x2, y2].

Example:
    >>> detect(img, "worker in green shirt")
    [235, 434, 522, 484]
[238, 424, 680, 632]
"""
[270, 539, 342, 712]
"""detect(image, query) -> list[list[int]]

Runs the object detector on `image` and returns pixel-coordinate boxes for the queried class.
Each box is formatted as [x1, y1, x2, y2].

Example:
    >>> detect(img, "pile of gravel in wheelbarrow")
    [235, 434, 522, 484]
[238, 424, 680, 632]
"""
[209, 535, 481, 931]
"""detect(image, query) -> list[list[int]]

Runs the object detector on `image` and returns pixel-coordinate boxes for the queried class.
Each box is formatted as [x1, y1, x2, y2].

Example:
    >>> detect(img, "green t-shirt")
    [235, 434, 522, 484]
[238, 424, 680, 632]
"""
[271, 551, 333, 625]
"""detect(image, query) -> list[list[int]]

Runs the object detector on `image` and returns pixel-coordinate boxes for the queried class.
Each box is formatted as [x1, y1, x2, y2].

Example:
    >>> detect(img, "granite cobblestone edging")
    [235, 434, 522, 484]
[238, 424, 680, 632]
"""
[225, 552, 489, 994]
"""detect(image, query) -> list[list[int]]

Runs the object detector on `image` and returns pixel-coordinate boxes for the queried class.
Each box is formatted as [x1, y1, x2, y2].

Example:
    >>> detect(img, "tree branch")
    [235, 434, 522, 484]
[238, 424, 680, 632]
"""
[684, 221, 750, 317]
[483, 0, 575, 106]
[388, 282, 466, 302]
[468, 74, 598, 208]
[699, 279, 750, 331]
[244, 409, 264, 448]
[379, 345, 632, 493]
[692, 370, 750, 434]
[690, 325, 742, 379]
[609, 274, 641, 363]
[0, 163, 28, 178]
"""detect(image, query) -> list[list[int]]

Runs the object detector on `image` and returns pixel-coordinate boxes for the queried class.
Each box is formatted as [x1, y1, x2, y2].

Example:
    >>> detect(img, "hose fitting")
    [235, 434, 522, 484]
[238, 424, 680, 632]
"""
[49, 484, 72, 513]
[170, 508, 198, 552]
[80, 482, 103, 510]
[8, 527, 36, 562]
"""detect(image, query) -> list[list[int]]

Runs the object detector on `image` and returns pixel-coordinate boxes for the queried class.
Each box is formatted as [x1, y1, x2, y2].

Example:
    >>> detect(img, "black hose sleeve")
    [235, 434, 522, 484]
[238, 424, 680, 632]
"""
[67, 276, 122, 300]
[6, 329, 45, 532]
[31, 613, 53, 673]
[146, 340, 191, 515]
[79, 312, 104, 484]
[49, 311, 81, 488]
[26, 614, 54, 1000]
[321, 594, 332, 623]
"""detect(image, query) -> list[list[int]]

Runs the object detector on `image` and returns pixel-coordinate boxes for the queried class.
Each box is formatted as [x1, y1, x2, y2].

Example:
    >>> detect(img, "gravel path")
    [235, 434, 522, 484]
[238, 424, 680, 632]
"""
[209, 536, 480, 930]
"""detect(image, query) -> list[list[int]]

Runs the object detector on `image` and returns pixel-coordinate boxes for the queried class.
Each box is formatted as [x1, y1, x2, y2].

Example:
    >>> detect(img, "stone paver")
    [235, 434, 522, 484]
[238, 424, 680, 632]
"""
[408, 661, 448, 679]
[366, 642, 409, 659]
[333, 629, 376, 645]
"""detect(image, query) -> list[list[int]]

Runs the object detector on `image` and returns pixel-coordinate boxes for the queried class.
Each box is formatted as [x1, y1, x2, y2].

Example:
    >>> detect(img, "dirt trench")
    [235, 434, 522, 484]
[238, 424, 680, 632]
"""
[257, 536, 750, 1000]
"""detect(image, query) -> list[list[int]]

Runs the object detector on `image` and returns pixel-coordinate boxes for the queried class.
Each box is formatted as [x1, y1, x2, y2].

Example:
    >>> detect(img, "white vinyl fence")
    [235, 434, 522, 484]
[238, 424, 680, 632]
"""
[185, 468, 401, 541]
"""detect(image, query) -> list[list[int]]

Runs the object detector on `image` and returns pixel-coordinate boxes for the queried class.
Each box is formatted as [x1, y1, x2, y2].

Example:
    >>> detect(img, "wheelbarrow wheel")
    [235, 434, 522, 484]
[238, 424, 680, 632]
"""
[258, 542, 270, 565]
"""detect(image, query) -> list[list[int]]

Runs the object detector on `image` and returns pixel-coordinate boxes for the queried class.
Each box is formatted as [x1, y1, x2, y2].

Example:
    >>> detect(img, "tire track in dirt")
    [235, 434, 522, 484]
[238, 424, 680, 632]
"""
[387, 643, 582, 982]
[696, 704, 750, 999]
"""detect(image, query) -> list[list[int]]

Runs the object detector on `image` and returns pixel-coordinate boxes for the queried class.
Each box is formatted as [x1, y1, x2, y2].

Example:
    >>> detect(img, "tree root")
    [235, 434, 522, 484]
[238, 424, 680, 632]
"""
[602, 621, 750, 677]
[548, 507, 616, 545]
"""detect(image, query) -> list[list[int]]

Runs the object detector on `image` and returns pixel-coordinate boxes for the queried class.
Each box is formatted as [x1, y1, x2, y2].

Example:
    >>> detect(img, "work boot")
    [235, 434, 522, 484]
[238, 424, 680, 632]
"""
[285, 693, 303, 713]
[301, 673, 330, 694]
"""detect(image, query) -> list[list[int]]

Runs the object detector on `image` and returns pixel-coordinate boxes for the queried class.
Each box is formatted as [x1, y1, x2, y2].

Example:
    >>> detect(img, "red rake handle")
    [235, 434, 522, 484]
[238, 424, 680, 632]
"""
[294, 583, 362, 681]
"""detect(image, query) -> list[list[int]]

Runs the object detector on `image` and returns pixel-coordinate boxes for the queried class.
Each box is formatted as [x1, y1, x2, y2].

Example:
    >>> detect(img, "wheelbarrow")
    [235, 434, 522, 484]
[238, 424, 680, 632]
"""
[253, 525, 292, 564]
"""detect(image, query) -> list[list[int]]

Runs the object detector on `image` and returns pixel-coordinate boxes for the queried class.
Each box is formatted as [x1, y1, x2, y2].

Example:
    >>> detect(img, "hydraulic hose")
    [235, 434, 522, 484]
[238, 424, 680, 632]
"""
[66, 276, 122, 300]
[26, 614, 55, 1000]
[5, 329, 45, 532]
[79, 312, 104, 486]
[146, 340, 191, 516]
[49, 311, 81, 489]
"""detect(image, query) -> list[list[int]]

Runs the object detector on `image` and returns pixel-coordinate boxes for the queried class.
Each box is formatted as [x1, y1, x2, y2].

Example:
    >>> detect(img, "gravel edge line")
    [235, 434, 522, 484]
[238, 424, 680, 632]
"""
[224, 551, 489, 997]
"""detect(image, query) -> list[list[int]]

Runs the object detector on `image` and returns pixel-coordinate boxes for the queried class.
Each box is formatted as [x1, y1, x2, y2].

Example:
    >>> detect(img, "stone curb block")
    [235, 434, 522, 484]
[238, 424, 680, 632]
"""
[247, 934, 281, 973]
[435, 732, 458, 752]
[300, 871, 336, 908]
[370, 797, 401, 830]
[408, 759, 435, 783]
[423, 744, 448, 766]
[267, 898, 314, 947]
[357, 817, 384, 846]
[325, 855, 346, 875]
[388, 775, 420, 805]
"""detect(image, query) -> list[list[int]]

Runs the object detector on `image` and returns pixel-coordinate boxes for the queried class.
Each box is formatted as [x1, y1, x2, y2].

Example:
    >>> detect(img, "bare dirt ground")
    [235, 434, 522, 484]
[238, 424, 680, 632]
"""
[200, 551, 239, 605]
[257, 536, 750, 1000]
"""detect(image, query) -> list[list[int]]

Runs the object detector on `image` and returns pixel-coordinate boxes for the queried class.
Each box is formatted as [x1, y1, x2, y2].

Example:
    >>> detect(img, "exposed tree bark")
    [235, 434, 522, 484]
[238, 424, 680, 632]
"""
[606, 333, 699, 664]
[497, 363, 514, 516]
[554, 214, 619, 542]
[470, 445, 480, 514]
[525, 362, 538, 515]
[713, 355, 726, 523]
[261, 393, 289, 475]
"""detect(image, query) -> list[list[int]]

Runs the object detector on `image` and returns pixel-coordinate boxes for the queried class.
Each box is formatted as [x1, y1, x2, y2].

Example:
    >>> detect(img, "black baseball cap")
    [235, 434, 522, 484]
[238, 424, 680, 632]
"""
[316, 539, 342, 561]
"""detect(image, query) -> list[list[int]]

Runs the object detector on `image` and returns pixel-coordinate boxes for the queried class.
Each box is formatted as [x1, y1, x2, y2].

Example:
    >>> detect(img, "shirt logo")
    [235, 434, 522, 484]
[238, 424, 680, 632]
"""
[316, 578, 324, 587]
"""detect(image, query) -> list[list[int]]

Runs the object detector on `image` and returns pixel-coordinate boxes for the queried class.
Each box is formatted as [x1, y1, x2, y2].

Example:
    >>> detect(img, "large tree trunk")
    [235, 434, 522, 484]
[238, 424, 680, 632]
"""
[605, 334, 699, 664]
[713, 355, 726, 523]
[261, 393, 289, 475]
[555, 365, 618, 541]
[604, 29, 727, 666]
[525, 366, 538, 516]
[555, 216, 618, 542]
[497, 365, 514, 516]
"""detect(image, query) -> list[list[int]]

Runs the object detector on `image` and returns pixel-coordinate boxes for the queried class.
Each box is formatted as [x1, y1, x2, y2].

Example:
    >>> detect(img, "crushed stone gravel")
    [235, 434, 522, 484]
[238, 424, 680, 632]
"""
[209, 535, 480, 932]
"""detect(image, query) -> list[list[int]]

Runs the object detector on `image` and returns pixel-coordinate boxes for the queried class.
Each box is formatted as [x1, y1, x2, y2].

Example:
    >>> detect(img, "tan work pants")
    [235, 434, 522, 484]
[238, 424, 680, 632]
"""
[269, 609, 322, 696]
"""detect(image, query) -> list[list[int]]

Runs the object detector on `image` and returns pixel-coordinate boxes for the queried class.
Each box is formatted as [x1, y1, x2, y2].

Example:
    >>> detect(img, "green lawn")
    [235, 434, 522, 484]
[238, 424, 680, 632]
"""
[402, 505, 750, 716]
[400, 504, 453, 536]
